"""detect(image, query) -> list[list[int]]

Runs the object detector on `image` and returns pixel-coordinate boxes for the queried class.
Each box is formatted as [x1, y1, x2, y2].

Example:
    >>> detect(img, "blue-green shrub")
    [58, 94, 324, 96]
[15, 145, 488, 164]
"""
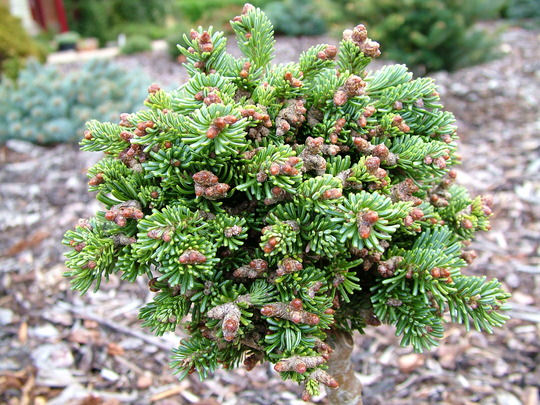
[264, 0, 327, 36]
[0, 60, 149, 144]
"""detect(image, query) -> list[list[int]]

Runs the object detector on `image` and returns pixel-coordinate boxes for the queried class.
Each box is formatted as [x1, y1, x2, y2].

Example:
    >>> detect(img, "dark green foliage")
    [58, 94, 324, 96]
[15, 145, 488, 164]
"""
[120, 35, 152, 55]
[62, 5, 509, 400]
[264, 0, 327, 36]
[111, 22, 169, 41]
[337, 0, 501, 72]
[0, 5, 47, 79]
[0, 61, 148, 144]
[63, 0, 172, 45]
[166, 22, 193, 60]
[501, 0, 540, 20]
[175, 0, 272, 22]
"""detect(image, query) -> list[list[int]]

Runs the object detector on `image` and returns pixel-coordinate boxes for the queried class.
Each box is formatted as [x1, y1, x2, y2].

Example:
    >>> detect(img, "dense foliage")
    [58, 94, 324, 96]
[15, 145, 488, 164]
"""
[120, 35, 152, 55]
[264, 0, 327, 36]
[175, 0, 271, 22]
[501, 0, 540, 20]
[63, 0, 172, 45]
[167, 23, 191, 61]
[63, 5, 509, 400]
[0, 61, 147, 144]
[0, 5, 47, 80]
[336, 0, 500, 72]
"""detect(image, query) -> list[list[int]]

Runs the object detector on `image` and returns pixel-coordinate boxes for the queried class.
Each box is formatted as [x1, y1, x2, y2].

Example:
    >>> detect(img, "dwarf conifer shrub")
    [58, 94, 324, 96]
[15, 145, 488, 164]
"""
[63, 4, 509, 401]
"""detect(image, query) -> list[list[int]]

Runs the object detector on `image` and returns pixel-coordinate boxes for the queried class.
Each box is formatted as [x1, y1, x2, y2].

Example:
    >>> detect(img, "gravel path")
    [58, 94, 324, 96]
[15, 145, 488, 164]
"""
[0, 26, 538, 405]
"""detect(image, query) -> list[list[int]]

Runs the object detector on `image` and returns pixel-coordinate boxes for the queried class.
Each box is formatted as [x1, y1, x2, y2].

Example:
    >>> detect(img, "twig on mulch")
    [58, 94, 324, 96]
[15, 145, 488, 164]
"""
[58, 303, 175, 352]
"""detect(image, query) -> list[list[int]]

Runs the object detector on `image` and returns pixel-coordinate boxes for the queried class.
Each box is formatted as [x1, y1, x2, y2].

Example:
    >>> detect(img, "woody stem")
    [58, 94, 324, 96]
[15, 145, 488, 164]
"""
[325, 330, 363, 405]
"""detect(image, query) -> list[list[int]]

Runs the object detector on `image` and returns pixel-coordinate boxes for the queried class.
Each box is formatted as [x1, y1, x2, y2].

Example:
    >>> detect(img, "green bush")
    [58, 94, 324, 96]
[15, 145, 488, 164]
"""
[166, 22, 191, 60]
[337, 0, 502, 73]
[0, 5, 47, 79]
[112, 22, 169, 41]
[0, 60, 148, 144]
[64, 0, 172, 45]
[196, 4, 245, 35]
[175, 0, 271, 22]
[501, 0, 540, 20]
[62, 5, 509, 401]
[121, 35, 152, 55]
[264, 0, 327, 36]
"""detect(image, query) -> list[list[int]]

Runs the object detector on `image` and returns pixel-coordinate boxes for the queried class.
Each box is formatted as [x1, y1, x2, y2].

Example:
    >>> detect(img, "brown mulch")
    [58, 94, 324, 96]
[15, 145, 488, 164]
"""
[0, 25, 538, 405]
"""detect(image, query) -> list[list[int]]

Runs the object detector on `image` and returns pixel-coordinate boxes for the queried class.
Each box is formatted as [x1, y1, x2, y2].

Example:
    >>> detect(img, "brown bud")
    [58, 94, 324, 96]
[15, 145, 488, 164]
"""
[363, 106, 376, 117]
[199, 31, 211, 44]
[179, 249, 207, 265]
[290, 298, 303, 311]
[344, 75, 366, 96]
[206, 125, 219, 139]
[88, 173, 104, 186]
[362, 40, 381, 58]
[461, 219, 473, 229]
[193, 170, 218, 186]
[325, 45, 337, 59]
[242, 3, 255, 14]
[373, 143, 389, 159]
[333, 89, 348, 106]
[269, 163, 281, 176]
[351, 24, 368, 43]
[147, 83, 161, 94]
[322, 188, 342, 199]
[260, 305, 275, 316]
[317, 50, 327, 60]
[363, 210, 379, 224]
[200, 43, 213, 53]
[410, 208, 424, 220]
[357, 115, 367, 127]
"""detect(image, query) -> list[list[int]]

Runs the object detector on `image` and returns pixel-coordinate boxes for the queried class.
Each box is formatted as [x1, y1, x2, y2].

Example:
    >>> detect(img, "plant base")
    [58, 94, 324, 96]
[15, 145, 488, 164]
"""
[325, 330, 363, 405]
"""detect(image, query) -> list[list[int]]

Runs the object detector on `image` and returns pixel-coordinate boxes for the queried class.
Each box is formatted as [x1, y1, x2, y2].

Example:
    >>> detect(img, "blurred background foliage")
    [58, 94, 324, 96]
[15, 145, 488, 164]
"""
[0, 0, 538, 90]
[0, 4, 48, 80]
[0, 60, 148, 144]
[334, 0, 506, 73]
[63, 0, 172, 45]
[62, 0, 539, 72]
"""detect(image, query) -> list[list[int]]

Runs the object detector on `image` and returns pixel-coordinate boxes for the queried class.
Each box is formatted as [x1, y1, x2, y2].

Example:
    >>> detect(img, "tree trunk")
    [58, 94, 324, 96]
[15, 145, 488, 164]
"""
[325, 330, 363, 405]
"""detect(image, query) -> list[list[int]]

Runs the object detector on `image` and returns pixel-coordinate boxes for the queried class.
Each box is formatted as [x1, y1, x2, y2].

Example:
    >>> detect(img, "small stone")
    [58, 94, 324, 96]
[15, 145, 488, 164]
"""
[0, 308, 14, 325]
[65, 176, 80, 191]
[6, 139, 42, 156]
[493, 390, 522, 405]
[36, 367, 75, 388]
[32, 343, 74, 369]
[84, 320, 99, 329]
[136, 374, 153, 390]
[30, 323, 60, 339]
[107, 342, 125, 356]
[398, 353, 425, 373]
[101, 368, 120, 382]
[195, 399, 221, 405]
